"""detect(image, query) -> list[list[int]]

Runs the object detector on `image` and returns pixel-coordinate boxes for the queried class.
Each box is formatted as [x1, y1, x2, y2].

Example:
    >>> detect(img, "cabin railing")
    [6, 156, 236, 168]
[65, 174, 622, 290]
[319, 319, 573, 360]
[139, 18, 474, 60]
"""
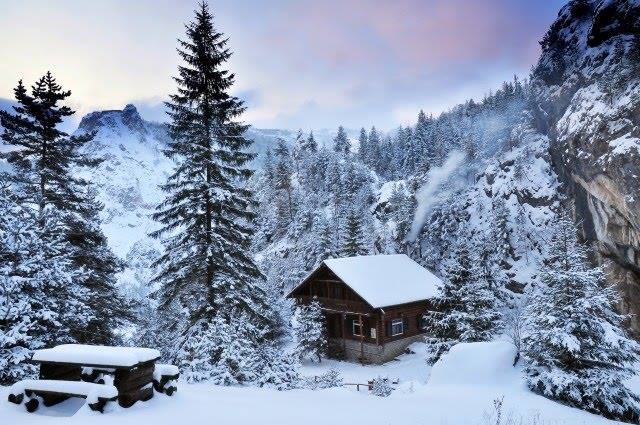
[296, 295, 371, 315]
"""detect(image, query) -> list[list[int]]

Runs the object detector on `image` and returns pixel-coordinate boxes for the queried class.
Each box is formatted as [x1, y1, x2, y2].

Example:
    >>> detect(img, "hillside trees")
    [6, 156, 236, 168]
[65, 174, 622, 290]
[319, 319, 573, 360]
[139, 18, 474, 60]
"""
[333, 125, 350, 154]
[424, 239, 501, 364]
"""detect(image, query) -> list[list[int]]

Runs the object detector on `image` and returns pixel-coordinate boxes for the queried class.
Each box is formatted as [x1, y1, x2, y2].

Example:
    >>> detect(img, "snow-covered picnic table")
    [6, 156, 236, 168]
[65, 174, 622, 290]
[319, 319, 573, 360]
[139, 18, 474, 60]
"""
[8, 344, 178, 412]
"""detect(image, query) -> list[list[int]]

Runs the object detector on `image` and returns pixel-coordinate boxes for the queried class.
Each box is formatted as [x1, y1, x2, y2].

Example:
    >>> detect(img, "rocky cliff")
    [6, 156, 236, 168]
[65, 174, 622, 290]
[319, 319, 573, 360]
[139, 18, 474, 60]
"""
[532, 0, 640, 330]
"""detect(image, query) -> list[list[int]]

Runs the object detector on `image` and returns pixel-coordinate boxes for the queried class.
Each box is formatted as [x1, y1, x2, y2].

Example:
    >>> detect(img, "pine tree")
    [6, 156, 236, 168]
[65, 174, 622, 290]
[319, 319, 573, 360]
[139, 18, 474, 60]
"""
[152, 2, 275, 372]
[357, 127, 368, 163]
[340, 209, 368, 257]
[0, 73, 98, 213]
[303, 131, 318, 153]
[0, 73, 125, 346]
[522, 215, 640, 422]
[368, 127, 381, 172]
[294, 297, 328, 362]
[273, 138, 295, 227]
[425, 239, 501, 364]
[333, 125, 350, 154]
[314, 216, 335, 263]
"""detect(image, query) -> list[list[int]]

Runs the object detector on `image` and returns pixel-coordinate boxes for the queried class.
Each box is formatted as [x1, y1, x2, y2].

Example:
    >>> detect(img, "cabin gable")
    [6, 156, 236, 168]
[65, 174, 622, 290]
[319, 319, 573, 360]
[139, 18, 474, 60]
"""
[289, 263, 372, 310]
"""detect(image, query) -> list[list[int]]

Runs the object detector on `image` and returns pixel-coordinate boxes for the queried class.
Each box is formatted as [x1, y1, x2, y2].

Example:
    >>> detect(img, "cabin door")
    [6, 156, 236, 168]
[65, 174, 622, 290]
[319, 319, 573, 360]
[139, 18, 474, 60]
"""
[326, 313, 342, 338]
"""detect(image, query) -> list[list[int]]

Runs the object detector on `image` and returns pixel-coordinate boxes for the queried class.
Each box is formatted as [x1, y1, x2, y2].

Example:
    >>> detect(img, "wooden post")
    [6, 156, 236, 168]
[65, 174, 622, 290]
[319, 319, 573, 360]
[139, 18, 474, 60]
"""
[341, 313, 347, 352]
[358, 314, 364, 365]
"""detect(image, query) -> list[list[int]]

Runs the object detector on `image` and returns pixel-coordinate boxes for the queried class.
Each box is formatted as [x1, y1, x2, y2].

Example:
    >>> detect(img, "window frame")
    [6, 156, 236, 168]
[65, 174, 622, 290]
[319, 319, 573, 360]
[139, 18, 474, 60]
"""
[352, 319, 363, 337]
[390, 318, 404, 336]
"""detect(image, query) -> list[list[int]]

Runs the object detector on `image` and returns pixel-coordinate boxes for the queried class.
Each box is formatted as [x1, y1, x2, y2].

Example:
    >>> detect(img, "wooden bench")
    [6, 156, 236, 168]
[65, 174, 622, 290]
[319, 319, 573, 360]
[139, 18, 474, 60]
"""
[153, 364, 179, 396]
[8, 380, 118, 413]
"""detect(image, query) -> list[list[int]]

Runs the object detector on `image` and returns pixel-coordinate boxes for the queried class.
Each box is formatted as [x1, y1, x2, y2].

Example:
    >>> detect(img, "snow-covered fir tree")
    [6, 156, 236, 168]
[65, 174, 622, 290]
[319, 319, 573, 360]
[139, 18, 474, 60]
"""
[151, 2, 277, 380]
[293, 297, 328, 362]
[333, 125, 350, 154]
[425, 238, 501, 364]
[522, 214, 640, 422]
[0, 73, 126, 347]
[340, 208, 368, 257]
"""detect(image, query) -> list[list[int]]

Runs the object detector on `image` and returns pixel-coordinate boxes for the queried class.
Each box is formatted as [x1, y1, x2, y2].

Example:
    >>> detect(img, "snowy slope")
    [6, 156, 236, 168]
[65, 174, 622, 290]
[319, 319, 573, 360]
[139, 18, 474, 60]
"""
[0, 341, 622, 424]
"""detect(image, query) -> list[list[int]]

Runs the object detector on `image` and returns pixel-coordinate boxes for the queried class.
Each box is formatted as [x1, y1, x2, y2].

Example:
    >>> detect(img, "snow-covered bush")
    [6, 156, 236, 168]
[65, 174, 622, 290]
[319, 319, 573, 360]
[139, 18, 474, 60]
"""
[254, 346, 300, 391]
[370, 376, 393, 397]
[522, 215, 640, 422]
[302, 369, 343, 390]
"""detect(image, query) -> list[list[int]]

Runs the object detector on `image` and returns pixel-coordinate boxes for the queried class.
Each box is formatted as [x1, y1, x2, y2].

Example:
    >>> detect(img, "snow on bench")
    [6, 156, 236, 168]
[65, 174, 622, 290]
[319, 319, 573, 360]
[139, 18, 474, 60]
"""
[153, 364, 179, 396]
[32, 344, 161, 368]
[8, 379, 118, 413]
[153, 364, 179, 381]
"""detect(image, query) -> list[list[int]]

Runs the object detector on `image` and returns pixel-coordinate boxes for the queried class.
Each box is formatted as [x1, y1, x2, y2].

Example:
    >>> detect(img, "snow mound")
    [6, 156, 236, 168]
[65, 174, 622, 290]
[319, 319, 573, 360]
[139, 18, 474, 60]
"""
[429, 341, 518, 387]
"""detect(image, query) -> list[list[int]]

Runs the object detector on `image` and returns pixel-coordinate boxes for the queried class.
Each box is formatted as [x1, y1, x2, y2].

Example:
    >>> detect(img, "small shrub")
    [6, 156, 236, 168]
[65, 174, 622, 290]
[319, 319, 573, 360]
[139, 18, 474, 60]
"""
[370, 376, 393, 397]
[302, 369, 343, 390]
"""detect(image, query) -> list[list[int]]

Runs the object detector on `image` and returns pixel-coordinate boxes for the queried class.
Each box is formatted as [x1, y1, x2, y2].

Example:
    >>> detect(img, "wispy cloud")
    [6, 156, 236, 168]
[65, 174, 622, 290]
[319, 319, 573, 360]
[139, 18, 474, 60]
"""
[0, 0, 566, 130]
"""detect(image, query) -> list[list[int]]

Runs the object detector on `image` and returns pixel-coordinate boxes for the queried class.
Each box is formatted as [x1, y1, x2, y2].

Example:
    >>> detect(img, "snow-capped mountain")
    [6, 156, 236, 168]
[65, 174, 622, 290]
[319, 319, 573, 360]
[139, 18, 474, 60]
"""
[73, 104, 311, 296]
[73, 105, 172, 297]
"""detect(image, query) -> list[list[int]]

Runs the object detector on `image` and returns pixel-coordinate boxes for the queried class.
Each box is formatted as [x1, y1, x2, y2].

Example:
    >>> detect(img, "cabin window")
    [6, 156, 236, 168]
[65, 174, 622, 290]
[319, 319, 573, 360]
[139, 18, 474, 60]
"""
[352, 319, 363, 337]
[420, 314, 429, 330]
[390, 319, 404, 336]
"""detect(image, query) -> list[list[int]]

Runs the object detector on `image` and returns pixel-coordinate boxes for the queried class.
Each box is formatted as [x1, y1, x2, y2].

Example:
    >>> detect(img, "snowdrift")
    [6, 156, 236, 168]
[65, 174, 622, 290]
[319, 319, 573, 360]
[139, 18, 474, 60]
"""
[429, 341, 519, 388]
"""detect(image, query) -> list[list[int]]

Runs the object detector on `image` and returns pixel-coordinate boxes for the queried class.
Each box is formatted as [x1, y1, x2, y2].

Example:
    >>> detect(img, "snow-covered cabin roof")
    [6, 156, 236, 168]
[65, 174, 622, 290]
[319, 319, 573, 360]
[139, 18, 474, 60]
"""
[290, 254, 441, 308]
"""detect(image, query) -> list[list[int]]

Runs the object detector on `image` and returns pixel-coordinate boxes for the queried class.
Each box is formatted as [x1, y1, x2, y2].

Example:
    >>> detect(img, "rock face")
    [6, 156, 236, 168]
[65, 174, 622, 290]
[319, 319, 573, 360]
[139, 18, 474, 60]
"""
[532, 0, 640, 331]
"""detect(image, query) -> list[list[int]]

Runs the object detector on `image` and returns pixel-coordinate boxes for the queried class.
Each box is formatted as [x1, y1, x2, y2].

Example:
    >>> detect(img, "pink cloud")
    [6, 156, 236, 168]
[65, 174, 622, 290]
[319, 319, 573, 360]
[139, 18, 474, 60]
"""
[268, 0, 546, 74]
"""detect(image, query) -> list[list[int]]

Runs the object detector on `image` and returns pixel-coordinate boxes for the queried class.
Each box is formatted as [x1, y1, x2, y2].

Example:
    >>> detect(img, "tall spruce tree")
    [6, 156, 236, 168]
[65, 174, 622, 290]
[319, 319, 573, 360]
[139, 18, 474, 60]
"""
[152, 2, 275, 377]
[522, 215, 640, 422]
[0, 73, 126, 345]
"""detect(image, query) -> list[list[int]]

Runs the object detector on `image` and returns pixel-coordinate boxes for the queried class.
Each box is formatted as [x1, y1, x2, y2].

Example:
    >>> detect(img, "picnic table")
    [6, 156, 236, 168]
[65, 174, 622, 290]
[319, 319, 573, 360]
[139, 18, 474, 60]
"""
[8, 345, 180, 413]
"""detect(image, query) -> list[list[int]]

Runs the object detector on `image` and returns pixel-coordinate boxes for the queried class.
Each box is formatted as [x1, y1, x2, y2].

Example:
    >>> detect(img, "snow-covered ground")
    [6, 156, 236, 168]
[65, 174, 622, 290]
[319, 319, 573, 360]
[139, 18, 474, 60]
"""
[1, 341, 624, 424]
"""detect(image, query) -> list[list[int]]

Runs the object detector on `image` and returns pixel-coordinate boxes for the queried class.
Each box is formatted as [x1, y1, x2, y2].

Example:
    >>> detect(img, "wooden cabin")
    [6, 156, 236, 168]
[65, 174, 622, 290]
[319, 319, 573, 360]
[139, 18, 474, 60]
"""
[287, 254, 441, 364]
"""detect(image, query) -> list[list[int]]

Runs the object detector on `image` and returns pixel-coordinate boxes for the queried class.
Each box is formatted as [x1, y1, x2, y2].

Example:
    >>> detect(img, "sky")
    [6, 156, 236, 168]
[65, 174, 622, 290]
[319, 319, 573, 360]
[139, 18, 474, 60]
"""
[0, 0, 567, 131]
